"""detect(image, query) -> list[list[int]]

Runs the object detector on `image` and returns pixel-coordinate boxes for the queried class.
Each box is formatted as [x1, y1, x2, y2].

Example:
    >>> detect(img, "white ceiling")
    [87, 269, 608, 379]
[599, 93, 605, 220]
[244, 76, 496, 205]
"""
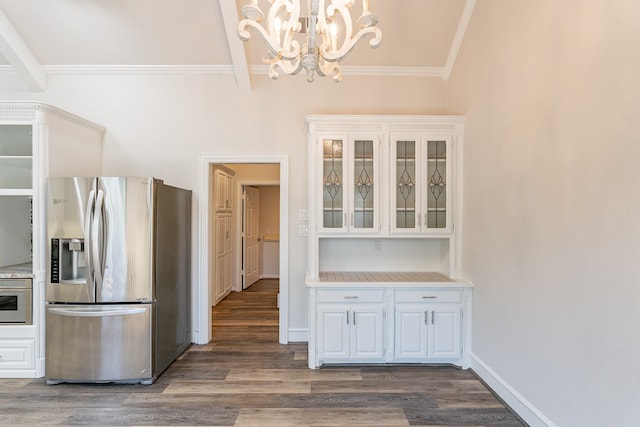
[0, 0, 475, 91]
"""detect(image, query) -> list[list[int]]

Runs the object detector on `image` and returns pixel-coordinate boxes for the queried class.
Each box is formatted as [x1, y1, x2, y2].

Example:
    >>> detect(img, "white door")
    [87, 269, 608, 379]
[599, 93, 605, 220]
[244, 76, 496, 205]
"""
[243, 186, 260, 289]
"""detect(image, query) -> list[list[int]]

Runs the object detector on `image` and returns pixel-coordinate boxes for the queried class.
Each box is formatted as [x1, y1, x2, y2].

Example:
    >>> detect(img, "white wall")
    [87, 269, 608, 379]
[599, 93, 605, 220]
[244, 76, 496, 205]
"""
[0, 73, 448, 335]
[447, 1, 640, 426]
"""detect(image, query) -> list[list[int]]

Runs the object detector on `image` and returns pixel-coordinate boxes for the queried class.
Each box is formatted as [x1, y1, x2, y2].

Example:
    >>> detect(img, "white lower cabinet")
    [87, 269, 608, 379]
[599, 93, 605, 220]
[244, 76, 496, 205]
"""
[0, 339, 35, 372]
[309, 284, 471, 369]
[318, 304, 385, 363]
[394, 305, 461, 362]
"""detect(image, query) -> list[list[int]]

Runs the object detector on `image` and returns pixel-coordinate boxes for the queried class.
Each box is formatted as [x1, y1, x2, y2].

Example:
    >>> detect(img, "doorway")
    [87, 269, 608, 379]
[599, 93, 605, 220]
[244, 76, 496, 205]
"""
[197, 156, 289, 346]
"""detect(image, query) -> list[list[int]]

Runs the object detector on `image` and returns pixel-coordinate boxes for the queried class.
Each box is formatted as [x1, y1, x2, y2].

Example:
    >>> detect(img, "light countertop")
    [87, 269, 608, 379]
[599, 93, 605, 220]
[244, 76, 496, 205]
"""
[0, 262, 34, 279]
[306, 271, 473, 288]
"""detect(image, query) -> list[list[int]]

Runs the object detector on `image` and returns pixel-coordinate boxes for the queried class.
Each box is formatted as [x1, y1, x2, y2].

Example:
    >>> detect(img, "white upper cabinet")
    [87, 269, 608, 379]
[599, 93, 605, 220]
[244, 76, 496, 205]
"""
[316, 134, 381, 235]
[307, 115, 463, 242]
[0, 125, 33, 194]
[391, 134, 453, 235]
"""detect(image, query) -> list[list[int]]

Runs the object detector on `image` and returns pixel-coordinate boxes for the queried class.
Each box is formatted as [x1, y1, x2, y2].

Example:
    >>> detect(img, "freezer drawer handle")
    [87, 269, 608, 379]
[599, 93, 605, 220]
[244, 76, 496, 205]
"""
[48, 307, 147, 317]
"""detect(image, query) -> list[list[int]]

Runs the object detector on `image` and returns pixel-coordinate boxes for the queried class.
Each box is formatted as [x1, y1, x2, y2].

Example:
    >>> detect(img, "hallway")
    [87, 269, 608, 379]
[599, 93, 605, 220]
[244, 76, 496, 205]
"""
[0, 279, 524, 426]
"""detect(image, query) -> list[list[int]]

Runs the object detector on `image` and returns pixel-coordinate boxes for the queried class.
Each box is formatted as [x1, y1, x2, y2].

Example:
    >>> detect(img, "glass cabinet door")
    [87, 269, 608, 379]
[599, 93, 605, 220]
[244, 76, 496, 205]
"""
[394, 139, 418, 230]
[319, 136, 379, 233]
[352, 139, 375, 230]
[425, 139, 448, 230]
[322, 139, 344, 229]
[391, 135, 451, 234]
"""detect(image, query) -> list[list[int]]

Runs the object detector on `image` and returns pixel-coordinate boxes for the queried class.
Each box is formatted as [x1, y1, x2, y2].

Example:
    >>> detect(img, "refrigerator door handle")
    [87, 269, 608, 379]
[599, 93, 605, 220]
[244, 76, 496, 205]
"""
[48, 307, 148, 317]
[84, 189, 96, 285]
[92, 189, 105, 288]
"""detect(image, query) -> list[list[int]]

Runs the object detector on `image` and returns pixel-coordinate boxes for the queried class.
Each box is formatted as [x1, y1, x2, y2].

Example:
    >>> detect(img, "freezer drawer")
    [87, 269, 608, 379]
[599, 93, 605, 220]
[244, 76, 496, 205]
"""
[45, 304, 153, 384]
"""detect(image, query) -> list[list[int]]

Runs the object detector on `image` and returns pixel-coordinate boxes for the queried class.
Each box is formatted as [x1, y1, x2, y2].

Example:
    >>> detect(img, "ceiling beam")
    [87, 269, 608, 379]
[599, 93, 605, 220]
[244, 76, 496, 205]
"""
[218, 0, 252, 92]
[0, 7, 45, 91]
[442, 0, 476, 81]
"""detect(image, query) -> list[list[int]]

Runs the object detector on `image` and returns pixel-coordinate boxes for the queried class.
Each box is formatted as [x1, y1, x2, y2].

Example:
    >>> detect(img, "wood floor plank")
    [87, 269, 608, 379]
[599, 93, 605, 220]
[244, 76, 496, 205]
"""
[225, 368, 362, 381]
[163, 379, 311, 394]
[234, 408, 410, 427]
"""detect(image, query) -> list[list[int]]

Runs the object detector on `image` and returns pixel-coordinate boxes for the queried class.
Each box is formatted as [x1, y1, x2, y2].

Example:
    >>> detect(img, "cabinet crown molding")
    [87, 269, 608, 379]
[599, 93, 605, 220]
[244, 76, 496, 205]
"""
[0, 102, 105, 135]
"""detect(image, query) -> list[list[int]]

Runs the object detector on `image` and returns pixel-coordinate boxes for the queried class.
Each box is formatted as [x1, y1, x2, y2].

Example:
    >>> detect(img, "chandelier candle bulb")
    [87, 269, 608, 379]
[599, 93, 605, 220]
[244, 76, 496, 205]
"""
[363, 0, 370, 13]
[330, 22, 337, 51]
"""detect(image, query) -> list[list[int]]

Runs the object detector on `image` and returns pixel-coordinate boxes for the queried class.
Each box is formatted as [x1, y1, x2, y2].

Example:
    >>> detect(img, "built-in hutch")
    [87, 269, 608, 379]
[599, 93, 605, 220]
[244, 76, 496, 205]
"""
[0, 103, 104, 378]
[305, 115, 473, 369]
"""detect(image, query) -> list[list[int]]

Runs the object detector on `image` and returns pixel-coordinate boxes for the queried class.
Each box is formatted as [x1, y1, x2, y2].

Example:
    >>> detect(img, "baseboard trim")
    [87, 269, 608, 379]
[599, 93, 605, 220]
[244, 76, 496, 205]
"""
[470, 352, 556, 427]
[287, 328, 308, 343]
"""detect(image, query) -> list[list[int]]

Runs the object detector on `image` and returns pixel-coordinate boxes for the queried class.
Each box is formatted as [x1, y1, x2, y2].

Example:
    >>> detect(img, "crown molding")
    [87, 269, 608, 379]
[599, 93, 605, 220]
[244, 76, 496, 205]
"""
[1, 64, 447, 79]
[0, 101, 105, 133]
[42, 65, 235, 75]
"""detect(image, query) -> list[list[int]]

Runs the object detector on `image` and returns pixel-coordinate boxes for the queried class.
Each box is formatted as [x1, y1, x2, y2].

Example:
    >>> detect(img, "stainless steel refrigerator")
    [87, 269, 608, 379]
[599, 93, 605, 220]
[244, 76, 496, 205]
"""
[45, 177, 191, 384]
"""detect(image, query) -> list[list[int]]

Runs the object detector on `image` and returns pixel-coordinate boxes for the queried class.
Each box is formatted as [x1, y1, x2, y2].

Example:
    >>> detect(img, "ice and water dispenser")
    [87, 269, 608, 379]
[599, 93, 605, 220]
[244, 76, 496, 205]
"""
[50, 238, 86, 284]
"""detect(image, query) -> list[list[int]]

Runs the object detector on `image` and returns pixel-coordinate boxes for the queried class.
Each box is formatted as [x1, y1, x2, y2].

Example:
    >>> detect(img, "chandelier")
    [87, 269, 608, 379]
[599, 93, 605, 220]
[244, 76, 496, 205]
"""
[237, 0, 382, 82]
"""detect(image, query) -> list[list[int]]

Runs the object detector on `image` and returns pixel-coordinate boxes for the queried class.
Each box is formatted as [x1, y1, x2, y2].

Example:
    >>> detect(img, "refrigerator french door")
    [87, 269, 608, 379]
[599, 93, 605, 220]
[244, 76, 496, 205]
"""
[45, 177, 191, 384]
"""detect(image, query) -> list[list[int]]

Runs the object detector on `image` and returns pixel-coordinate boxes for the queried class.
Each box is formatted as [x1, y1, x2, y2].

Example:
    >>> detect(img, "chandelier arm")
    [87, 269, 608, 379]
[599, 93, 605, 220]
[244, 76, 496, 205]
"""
[238, 0, 302, 61]
[319, 26, 381, 62]
[315, 59, 342, 82]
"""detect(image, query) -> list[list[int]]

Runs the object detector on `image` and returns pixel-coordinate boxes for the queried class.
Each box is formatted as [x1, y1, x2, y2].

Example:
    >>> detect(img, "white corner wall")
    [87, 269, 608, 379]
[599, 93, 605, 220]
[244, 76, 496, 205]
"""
[447, 1, 640, 426]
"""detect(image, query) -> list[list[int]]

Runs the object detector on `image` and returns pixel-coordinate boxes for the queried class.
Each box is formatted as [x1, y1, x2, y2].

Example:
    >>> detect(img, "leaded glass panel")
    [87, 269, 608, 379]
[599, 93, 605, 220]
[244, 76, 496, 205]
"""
[426, 140, 447, 229]
[322, 139, 343, 228]
[353, 139, 374, 229]
[395, 140, 416, 229]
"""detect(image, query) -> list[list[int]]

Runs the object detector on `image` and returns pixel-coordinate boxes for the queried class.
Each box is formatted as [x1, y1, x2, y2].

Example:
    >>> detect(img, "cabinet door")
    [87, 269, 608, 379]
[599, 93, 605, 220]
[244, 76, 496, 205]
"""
[224, 253, 233, 293]
[319, 137, 346, 231]
[317, 305, 351, 360]
[215, 215, 226, 257]
[349, 137, 379, 232]
[351, 306, 385, 360]
[427, 306, 461, 359]
[394, 305, 428, 360]
[215, 170, 227, 211]
[391, 137, 420, 233]
[215, 256, 226, 302]
[391, 135, 453, 235]
[422, 137, 452, 233]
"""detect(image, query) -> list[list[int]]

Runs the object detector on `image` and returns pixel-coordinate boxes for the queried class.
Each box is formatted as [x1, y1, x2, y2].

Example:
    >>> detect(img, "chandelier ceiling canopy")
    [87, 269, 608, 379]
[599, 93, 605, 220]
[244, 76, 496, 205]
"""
[237, 0, 383, 82]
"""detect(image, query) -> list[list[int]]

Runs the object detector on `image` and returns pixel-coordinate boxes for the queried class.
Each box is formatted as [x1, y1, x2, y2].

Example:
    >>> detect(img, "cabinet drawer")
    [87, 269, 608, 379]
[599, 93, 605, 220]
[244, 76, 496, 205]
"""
[0, 340, 35, 370]
[317, 289, 384, 303]
[395, 288, 461, 303]
[0, 279, 32, 289]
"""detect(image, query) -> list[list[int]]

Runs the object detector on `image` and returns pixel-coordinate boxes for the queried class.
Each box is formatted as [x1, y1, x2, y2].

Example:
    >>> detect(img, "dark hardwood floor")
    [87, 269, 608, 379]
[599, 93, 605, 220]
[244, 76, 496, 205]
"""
[0, 279, 526, 426]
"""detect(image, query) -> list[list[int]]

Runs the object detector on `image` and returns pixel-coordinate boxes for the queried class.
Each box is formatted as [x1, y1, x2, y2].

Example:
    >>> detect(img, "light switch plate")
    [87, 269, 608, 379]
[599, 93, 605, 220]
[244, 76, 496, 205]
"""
[298, 209, 309, 221]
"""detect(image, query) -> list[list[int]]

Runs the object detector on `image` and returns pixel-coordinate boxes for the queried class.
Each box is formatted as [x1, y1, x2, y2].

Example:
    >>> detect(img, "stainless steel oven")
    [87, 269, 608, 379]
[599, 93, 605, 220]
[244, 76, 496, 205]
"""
[0, 279, 32, 324]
